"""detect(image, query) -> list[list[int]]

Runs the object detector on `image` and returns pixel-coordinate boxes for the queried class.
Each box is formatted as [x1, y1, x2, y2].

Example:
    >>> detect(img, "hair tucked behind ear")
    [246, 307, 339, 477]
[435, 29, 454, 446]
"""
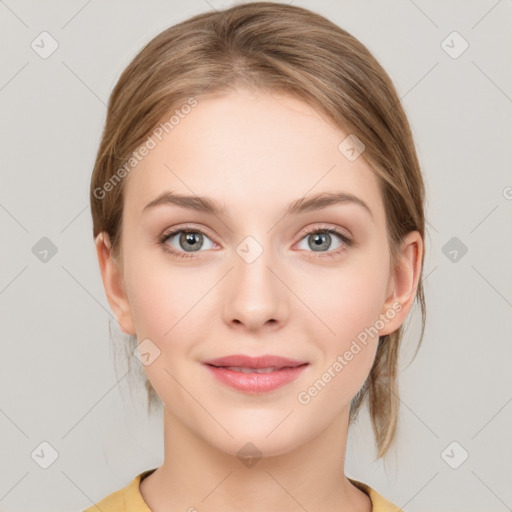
[349, 323, 419, 457]
[90, 1, 426, 458]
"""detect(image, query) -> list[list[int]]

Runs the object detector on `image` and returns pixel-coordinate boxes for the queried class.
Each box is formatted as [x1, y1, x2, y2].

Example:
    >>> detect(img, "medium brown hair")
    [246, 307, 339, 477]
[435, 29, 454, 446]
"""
[90, 1, 426, 458]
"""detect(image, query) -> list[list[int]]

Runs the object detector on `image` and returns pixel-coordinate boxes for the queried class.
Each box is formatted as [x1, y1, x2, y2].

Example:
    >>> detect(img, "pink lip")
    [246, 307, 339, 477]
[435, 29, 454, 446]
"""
[202, 354, 309, 394]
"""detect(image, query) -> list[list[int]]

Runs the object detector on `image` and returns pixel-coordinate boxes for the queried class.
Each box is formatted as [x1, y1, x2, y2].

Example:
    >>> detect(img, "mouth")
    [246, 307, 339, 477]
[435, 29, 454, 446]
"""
[211, 366, 295, 373]
[202, 354, 309, 393]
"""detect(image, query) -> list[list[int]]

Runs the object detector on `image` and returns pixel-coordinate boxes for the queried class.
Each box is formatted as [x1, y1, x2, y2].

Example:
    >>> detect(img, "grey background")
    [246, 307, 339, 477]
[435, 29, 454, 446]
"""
[1, 1, 511, 511]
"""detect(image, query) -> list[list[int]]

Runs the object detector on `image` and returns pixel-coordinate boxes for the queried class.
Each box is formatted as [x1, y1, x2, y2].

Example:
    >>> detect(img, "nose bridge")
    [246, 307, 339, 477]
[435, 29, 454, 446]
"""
[223, 231, 287, 329]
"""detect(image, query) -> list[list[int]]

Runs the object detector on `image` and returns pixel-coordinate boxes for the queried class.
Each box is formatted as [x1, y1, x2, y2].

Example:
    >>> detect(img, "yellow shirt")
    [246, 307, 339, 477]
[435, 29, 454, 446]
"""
[83, 468, 401, 512]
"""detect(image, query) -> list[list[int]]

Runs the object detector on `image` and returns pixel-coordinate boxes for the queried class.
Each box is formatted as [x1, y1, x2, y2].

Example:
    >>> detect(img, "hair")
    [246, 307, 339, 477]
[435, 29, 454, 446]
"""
[90, 1, 426, 459]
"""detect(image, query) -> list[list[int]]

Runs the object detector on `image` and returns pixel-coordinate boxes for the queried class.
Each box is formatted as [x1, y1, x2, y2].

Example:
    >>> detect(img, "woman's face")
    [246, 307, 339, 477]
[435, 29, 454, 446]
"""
[102, 88, 411, 457]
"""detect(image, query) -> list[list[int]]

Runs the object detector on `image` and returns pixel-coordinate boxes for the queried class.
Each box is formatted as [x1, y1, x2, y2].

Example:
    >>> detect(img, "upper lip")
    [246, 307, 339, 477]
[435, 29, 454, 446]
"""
[202, 354, 308, 369]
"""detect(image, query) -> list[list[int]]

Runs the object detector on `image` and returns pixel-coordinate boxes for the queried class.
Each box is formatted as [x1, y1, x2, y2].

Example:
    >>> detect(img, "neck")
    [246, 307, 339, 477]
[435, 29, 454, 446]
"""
[140, 407, 372, 512]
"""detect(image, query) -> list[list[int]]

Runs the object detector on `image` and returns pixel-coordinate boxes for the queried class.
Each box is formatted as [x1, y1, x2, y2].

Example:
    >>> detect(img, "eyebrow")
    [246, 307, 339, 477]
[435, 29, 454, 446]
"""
[142, 190, 373, 218]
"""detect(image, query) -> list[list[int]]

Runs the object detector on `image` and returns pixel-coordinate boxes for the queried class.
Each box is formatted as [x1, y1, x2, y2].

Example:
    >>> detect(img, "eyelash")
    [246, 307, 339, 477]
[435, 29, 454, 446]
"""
[158, 224, 353, 260]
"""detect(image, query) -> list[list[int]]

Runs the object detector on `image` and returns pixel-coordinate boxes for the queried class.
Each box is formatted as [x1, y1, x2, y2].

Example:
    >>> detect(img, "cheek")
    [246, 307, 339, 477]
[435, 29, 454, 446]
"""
[300, 256, 390, 347]
[296, 266, 385, 413]
[124, 246, 200, 338]
[128, 274, 171, 338]
[123, 248, 212, 387]
[295, 251, 389, 402]
[123, 253, 199, 404]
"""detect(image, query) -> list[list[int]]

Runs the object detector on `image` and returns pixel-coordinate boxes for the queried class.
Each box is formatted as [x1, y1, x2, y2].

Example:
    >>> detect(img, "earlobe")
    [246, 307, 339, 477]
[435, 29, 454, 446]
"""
[95, 232, 136, 335]
[379, 231, 423, 336]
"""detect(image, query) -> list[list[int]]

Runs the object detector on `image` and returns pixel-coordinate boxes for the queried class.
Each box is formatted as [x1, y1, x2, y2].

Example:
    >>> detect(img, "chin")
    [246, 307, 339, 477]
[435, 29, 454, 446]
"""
[196, 412, 313, 461]
[211, 432, 304, 461]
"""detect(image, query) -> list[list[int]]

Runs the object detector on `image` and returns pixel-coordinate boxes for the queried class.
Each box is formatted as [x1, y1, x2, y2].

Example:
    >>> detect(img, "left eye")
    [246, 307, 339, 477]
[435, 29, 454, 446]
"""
[296, 228, 350, 253]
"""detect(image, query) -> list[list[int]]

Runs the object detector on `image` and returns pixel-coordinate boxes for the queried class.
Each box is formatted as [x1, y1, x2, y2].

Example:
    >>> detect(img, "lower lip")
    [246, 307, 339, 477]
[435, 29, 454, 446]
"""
[203, 364, 308, 393]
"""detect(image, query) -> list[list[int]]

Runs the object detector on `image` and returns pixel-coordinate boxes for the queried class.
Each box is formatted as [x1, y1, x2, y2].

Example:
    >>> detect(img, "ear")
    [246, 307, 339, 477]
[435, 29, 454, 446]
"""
[378, 231, 423, 336]
[95, 232, 136, 336]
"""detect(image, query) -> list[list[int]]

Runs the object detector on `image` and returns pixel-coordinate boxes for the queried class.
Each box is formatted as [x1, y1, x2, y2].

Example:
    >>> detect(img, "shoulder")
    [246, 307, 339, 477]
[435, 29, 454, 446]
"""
[82, 484, 125, 512]
[348, 478, 402, 512]
[82, 468, 157, 512]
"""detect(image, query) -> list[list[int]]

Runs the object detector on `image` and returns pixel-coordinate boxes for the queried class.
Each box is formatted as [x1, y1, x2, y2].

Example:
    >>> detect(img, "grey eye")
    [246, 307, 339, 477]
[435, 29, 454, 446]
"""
[297, 231, 344, 252]
[166, 230, 215, 253]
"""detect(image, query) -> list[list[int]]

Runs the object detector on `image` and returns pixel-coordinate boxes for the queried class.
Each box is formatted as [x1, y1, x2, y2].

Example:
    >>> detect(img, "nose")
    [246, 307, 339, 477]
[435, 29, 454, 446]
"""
[221, 239, 289, 333]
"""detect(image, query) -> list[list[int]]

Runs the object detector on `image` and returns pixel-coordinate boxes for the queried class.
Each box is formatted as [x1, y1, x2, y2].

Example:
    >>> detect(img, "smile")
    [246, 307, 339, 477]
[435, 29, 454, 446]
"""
[202, 354, 309, 394]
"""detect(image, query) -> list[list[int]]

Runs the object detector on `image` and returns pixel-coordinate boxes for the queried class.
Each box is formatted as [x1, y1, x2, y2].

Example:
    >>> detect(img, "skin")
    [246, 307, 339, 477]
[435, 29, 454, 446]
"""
[95, 87, 422, 512]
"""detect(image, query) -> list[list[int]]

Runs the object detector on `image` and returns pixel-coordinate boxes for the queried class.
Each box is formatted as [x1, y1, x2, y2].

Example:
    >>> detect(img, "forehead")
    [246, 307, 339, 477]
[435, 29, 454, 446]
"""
[123, 89, 385, 224]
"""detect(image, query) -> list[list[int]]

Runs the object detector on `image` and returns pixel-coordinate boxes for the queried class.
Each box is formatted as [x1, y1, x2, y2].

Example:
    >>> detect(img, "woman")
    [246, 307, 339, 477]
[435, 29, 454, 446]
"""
[86, 2, 426, 510]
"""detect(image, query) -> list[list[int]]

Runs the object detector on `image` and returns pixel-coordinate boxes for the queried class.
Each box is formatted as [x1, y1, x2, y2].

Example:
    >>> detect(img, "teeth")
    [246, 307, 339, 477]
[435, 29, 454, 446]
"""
[223, 366, 280, 373]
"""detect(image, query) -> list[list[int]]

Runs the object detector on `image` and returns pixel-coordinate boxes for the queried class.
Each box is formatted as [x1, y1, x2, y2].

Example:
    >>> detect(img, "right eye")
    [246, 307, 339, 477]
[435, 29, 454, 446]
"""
[159, 227, 216, 259]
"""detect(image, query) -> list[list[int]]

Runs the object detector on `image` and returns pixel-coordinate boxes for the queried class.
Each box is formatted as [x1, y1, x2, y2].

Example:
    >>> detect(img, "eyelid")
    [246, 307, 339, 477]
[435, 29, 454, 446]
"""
[299, 223, 352, 241]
